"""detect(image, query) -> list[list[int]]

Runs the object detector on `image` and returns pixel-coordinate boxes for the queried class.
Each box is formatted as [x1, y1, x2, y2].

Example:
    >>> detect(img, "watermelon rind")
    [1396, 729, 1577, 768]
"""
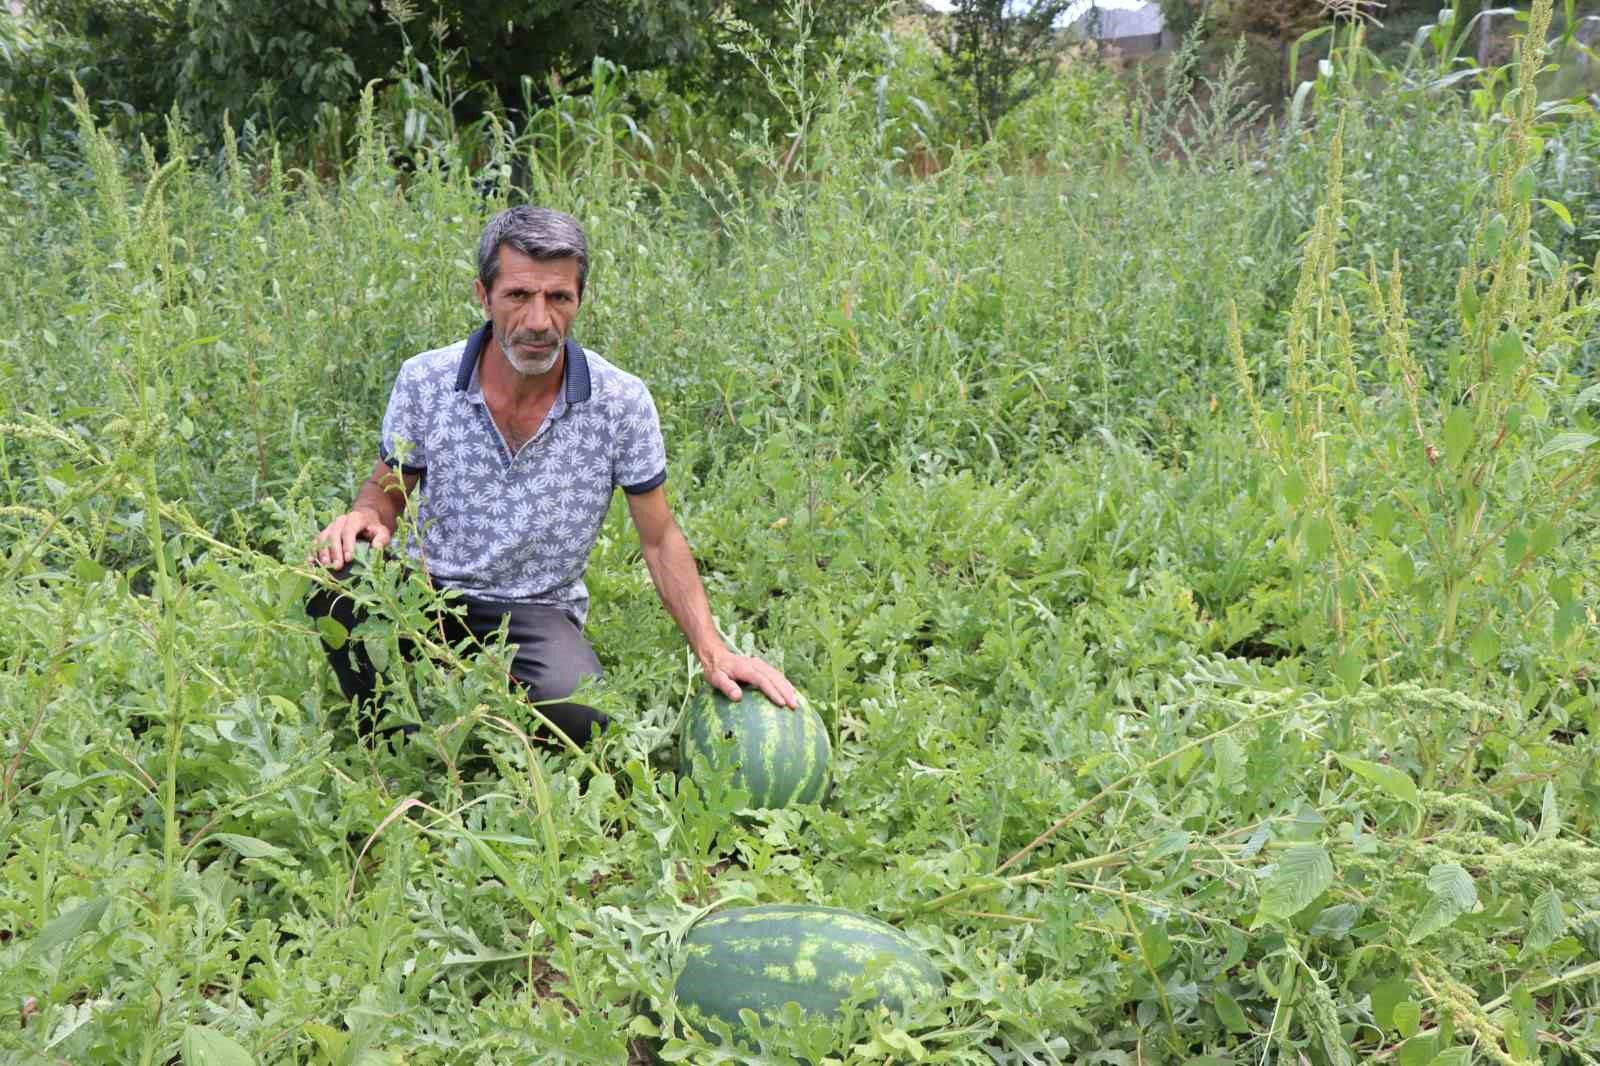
[679, 690, 831, 808]
[674, 904, 942, 1034]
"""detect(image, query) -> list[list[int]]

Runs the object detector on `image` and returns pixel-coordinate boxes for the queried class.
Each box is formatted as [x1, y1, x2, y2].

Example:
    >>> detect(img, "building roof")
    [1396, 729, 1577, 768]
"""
[1066, 0, 1164, 39]
[920, 0, 1164, 40]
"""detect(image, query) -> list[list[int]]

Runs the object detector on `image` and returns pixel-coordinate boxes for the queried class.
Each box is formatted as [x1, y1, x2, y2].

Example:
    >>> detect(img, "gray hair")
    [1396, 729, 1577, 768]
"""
[477, 206, 590, 297]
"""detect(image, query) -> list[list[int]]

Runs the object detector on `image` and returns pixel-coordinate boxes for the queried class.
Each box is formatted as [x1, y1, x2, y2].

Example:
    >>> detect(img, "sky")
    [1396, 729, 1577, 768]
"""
[920, 0, 1154, 14]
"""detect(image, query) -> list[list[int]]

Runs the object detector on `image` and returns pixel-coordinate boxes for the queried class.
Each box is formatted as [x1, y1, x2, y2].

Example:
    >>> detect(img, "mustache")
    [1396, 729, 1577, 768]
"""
[508, 330, 560, 346]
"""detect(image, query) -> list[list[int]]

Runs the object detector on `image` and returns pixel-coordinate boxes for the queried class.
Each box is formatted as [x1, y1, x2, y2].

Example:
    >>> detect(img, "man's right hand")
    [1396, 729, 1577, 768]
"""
[312, 508, 390, 570]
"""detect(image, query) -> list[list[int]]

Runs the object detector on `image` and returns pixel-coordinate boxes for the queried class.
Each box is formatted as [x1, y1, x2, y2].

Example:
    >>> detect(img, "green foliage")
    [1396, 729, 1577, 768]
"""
[11, 0, 884, 152]
[178, 0, 372, 140]
[1156, 0, 1203, 38]
[991, 52, 1131, 167]
[1232, 3, 1600, 689]
[4, 1, 1600, 1062]
[934, 0, 1076, 139]
[2, 1, 175, 151]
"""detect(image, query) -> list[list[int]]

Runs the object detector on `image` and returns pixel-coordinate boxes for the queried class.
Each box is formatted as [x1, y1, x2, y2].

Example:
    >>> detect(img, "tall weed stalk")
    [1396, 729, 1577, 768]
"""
[1232, 0, 1600, 690]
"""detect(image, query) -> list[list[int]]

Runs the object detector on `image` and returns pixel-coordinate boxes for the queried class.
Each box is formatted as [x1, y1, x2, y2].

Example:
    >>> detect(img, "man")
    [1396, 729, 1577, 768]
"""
[309, 206, 796, 743]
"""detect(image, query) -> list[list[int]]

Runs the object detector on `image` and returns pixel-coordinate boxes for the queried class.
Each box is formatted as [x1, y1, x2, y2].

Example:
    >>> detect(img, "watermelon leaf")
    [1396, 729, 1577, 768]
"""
[29, 896, 110, 959]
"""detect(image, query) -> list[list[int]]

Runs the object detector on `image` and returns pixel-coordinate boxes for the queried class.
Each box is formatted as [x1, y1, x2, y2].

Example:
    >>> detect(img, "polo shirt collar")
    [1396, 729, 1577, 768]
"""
[454, 321, 592, 405]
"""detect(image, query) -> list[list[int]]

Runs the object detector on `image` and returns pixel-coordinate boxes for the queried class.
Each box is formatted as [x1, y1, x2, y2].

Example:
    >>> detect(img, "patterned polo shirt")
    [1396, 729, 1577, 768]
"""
[379, 322, 667, 624]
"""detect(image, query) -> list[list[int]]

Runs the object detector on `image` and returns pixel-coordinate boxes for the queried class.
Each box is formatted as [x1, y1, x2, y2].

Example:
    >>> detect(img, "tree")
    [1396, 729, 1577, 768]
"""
[20, 0, 879, 149]
[1155, 0, 1205, 38]
[934, 0, 1074, 140]
[1209, 0, 1331, 99]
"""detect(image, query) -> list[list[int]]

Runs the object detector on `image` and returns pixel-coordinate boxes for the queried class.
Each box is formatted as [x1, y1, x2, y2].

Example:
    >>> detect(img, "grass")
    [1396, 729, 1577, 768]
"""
[3, 3, 1600, 1062]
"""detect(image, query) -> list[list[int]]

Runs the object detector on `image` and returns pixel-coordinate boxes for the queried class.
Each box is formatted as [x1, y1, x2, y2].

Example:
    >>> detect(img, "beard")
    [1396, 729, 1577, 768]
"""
[497, 325, 563, 377]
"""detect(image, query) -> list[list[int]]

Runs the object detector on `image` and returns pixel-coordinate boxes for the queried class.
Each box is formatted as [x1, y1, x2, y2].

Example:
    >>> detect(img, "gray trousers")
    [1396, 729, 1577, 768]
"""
[306, 566, 608, 744]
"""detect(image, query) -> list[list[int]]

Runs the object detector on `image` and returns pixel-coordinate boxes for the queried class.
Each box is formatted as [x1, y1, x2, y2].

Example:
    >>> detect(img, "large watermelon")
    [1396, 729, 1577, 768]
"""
[674, 904, 942, 1034]
[679, 691, 831, 808]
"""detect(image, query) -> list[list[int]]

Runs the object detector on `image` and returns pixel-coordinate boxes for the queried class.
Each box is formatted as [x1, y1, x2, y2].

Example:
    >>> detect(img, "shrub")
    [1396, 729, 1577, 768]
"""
[992, 49, 1131, 168]
[934, 0, 1075, 139]
[15, 0, 885, 153]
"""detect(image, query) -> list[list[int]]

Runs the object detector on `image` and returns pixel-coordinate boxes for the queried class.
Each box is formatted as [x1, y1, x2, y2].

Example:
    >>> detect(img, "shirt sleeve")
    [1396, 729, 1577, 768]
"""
[379, 361, 429, 473]
[613, 382, 667, 494]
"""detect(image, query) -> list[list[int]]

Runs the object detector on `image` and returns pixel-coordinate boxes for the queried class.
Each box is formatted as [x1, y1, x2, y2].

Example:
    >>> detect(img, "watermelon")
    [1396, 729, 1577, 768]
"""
[679, 690, 831, 808]
[674, 904, 942, 1034]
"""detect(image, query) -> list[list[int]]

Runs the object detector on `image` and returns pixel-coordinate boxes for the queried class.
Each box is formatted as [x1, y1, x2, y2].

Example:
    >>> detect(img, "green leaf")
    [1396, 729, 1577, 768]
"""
[1309, 902, 1360, 938]
[1482, 213, 1507, 256]
[1255, 844, 1334, 925]
[1468, 624, 1500, 666]
[303, 1022, 346, 1060]
[1528, 523, 1558, 559]
[1554, 600, 1583, 644]
[182, 1026, 256, 1066]
[1393, 1000, 1422, 1039]
[1536, 197, 1574, 230]
[1145, 830, 1191, 862]
[1573, 381, 1600, 411]
[1305, 515, 1333, 559]
[1398, 1036, 1438, 1066]
[1459, 282, 1480, 328]
[1533, 240, 1559, 280]
[1441, 407, 1474, 462]
[1372, 980, 1412, 1030]
[1409, 863, 1477, 942]
[71, 556, 106, 583]
[1388, 545, 1416, 587]
[210, 833, 299, 865]
[1336, 754, 1419, 806]
[1503, 527, 1528, 569]
[1511, 167, 1536, 203]
[1490, 330, 1524, 383]
[861, 1027, 926, 1060]
[1214, 733, 1245, 793]
[1213, 989, 1249, 1034]
[1427, 863, 1478, 909]
[1334, 649, 1363, 691]
[1139, 923, 1172, 970]
[29, 896, 110, 958]
[315, 615, 348, 650]
[1283, 469, 1307, 507]
[1370, 498, 1397, 540]
[1535, 781, 1560, 841]
[1411, 894, 1458, 941]
[1523, 888, 1565, 955]
[1429, 1048, 1472, 1066]
[1537, 432, 1598, 460]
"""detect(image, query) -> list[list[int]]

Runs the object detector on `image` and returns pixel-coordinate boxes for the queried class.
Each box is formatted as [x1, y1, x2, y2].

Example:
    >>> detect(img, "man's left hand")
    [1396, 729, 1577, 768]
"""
[700, 648, 800, 710]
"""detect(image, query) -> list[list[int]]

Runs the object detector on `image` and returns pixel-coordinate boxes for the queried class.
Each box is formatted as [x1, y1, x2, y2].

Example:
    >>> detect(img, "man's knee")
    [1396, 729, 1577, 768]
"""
[304, 561, 387, 735]
[498, 605, 603, 702]
[519, 642, 602, 704]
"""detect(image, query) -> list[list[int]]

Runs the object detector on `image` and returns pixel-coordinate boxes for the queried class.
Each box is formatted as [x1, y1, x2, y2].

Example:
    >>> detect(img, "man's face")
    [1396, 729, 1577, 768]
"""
[475, 247, 582, 378]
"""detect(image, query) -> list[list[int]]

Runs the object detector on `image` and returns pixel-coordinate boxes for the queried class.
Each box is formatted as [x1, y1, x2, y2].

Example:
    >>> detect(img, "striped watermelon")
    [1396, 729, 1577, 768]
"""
[679, 691, 831, 808]
[675, 904, 942, 1034]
